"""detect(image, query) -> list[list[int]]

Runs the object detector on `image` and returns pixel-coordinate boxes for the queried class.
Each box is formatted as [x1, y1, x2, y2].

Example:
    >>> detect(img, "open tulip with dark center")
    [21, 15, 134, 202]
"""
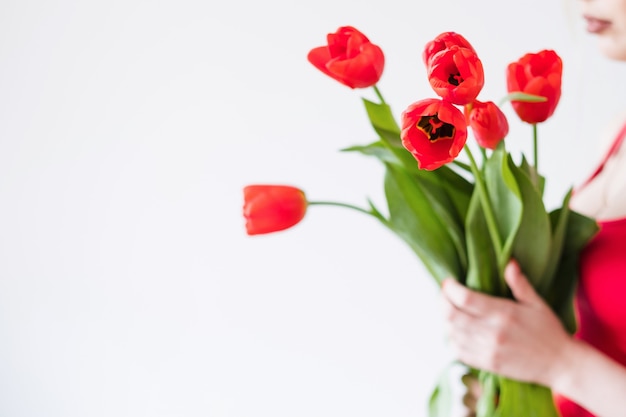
[401, 98, 468, 170]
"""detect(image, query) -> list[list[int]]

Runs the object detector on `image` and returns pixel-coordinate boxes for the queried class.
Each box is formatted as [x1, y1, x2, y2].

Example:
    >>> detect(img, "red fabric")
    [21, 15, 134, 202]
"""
[555, 217, 626, 416]
[555, 125, 626, 416]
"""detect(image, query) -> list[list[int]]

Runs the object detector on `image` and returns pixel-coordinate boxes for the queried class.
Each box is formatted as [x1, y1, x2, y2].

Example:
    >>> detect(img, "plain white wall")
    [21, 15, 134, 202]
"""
[0, 0, 623, 416]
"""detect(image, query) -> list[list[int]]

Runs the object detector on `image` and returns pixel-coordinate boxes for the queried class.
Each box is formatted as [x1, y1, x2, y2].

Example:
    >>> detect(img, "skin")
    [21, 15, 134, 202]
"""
[443, 262, 626, 417]
[580, 0, 626, 60]
[442, 1, 626, 415]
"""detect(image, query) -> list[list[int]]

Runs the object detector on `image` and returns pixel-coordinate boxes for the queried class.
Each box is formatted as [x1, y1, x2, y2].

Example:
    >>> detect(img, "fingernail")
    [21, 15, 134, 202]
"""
[506, 259, 519, 274]
[442, 278, 457, 292]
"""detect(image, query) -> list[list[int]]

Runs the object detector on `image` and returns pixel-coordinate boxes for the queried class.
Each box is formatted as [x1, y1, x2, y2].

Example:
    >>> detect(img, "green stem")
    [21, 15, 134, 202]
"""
[533, 124, 538, 171]
[308, 201, 378, 219]
[464, 146, 502, 256]
[372, 85, 386, 105]
[480, 146, 488, 166]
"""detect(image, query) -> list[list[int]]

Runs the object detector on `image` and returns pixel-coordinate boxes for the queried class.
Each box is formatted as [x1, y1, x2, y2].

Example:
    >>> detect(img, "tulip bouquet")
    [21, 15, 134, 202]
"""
[242, 27, 599, 417]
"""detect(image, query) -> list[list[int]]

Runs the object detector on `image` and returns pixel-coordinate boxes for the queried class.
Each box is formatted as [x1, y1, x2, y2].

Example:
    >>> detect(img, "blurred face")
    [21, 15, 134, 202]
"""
[580, 0, 626, 60]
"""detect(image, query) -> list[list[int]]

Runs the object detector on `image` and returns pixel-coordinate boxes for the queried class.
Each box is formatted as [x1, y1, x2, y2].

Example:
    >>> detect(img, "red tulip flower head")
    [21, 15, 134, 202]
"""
[243, 185, 308, 235]
[506, 49, 563, 124]
[422, 31, 476, 67]
[427, 45, 485, 106]
[465, 100, 509, 150]
[307, 26, 385, 89]
[401, 98, 468, 171]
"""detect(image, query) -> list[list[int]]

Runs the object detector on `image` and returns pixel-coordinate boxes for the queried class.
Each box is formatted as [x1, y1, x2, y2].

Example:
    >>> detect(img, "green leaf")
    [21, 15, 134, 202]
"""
[476, 371, 499, 417]
[366, 198, 385, 221]
[428, 363, 454, 417]
[342, 140, 403, 166]
[362, 98, 402, 147]
[519, 154, 545, 196]
[346, 140, 474, 277]
[546, 210, 599, 333]
[538, 189, 573, 296]
[498, 91, 548, 107]
[383, 162, 463, 283]
[432, 165, 474, 222]
[342, 139, 423, 176]
[495, 378, 559, 417]
[559, 210, 600, 255]
[507, 156, 553, 290]
[465, 190, 500, 292]
[483, 145, 523, 278]
[360, 98, 433, 176]
[410, 168, 471, 272]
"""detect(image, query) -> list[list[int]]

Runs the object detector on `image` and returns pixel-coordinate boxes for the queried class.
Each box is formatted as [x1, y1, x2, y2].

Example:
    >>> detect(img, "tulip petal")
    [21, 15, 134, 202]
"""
[307, 26, 384, 89]
[506, 50, 562, 124]
[243, 185, 307, 235]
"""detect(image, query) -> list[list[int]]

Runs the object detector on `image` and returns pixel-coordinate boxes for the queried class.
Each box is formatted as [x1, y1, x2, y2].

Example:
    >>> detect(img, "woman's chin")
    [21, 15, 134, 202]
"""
[597, 39, 626, 61]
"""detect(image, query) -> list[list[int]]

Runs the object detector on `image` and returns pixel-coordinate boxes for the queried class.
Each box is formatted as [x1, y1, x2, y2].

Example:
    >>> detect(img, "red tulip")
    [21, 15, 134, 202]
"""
[465, 100, 509, 150]
[427, 45, 484, 106]
[401, 98, 468, 171]
[506, 50, 563, 124]
[307, 26, 385, 89]
[243, 185, 307, 235]
[423, 31, 476, 67]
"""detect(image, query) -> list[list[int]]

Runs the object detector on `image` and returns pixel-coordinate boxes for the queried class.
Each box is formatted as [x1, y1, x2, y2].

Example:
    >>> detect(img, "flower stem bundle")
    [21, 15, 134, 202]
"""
[242, 27, 599, 417]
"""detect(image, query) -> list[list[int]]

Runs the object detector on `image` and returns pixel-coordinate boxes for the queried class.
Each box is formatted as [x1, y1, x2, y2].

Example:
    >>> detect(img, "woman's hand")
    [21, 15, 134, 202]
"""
[441, 260, 574, 388]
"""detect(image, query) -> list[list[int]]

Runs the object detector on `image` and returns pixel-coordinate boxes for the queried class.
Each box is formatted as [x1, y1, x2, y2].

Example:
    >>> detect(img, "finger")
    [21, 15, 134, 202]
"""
[440, 289, 456, 316]
[442, 279, 508, 317]
[504, 260, 543, 306]
[444, 306, 495, 354]
[448, 334, 494, 371]
[442, 300, 482, 336]
[442, 297, 480, 331]
[462, 391, 478, 411]
[461, 373, 482, 397]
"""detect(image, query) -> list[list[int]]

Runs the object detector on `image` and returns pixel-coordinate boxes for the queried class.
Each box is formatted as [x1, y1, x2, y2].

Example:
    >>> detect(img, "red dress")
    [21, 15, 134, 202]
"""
[555, 124, 626, 416]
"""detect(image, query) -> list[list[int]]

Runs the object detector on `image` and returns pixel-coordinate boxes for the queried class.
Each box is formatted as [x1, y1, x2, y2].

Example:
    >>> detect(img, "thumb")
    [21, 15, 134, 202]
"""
[505, 260, 542, 305]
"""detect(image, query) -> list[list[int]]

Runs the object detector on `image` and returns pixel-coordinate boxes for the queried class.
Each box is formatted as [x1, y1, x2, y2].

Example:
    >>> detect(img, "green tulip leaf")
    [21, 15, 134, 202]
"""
[432, 165, 474, 221]
[408, 168, 471, 272]
[465, 190, 500, 292]
[558, 209, 600, 255]
[366, 198, 385, 220]
[546, 210, 599, 333]
[476, 371, 499, 417]
[519, 154, 546, 195]
[483, 145, 523, 276]
[362, 98, 402, 147]
[362, 99, 434, 174]
[345, 140, 474, 277]
[342, 140, 403, 166]
[537, 189, 573, 296]
[342, 139, 424, 177]
[507, 156, 553, 290]
[383, 162, 463, 283]
[498, 91, 548, 107]
[496, 378, 560, 417]
[428, 363, 454, 417]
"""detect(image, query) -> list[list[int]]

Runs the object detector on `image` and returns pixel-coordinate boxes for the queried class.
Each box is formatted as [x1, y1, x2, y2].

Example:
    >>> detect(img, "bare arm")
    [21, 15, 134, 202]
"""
[442, 261, 626, 417]
[551, 335, 626, 417]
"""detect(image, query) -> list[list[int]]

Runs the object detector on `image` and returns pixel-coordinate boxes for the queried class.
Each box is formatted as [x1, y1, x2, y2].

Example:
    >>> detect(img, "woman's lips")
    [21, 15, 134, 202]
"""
[584, 16, 612, 34]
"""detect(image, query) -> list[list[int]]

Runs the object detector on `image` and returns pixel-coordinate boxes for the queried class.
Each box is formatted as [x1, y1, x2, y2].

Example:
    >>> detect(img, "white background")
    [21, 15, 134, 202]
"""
[0, 1, 624, 416]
